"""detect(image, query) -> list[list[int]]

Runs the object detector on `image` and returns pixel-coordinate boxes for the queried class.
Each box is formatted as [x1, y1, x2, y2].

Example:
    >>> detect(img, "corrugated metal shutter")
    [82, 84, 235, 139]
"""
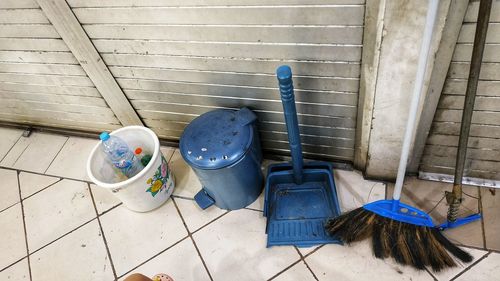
[0, 0, 121, 132]
[68, 0, 365, 162]
[420, 1, 500, 180]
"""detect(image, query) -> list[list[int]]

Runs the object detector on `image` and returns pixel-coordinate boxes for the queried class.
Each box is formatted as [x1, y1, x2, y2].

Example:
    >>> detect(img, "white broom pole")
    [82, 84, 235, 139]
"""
[393, 0, 439, 201]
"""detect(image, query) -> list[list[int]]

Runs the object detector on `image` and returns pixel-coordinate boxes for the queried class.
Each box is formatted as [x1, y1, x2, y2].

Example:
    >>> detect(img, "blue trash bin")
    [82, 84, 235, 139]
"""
[179, 107, 263, 210]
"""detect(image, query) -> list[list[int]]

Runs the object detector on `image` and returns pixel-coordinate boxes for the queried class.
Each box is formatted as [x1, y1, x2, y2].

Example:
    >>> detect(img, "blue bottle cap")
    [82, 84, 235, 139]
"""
[99, 132, 110, 141]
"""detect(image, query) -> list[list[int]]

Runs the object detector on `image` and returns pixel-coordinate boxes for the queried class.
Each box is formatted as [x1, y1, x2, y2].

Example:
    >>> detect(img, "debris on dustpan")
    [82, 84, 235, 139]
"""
[263, 65, 342, 247]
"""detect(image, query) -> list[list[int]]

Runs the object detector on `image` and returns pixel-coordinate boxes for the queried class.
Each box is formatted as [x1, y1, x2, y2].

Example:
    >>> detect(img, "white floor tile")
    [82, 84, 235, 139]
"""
[455, 253, 500, 281]
[169, 150, 202, 198]
[431, 247, 488, 280]
[297, 245, 320, 256]
[193, 208, 300, 281]
[306, 240, 434, 281]
[0, 258, 29, 281]
[119, 239, 210, 281]
[160, 146, 176, 162]
[273, 261, 316, 281]
[45, 137, 98, 180]
[0, 169, 19, 211]
[30, 220, 114, 281]
[100, 200, 187, 276]
[0, 128, 23, 163]
[175, 197, 226, 233]
[23, 179, 95, 252]
[334, 169, 386, 212]
[246, 190, 265, 211]
[0, 204, 27, 270]
[0, 133, 68, 173]
[480, 188, 500, 251]
[89, 184, 121, 215]
[19, 172, 59, 199]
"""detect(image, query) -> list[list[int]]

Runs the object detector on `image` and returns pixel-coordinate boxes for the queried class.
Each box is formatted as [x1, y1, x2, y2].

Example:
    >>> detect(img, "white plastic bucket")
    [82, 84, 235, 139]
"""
[87, 126, 175, 212]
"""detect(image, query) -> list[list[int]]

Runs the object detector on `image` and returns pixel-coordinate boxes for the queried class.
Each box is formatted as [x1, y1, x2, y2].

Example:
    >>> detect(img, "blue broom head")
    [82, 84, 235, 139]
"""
[325, 198, 474, 271]
[363, 199, 435, 227]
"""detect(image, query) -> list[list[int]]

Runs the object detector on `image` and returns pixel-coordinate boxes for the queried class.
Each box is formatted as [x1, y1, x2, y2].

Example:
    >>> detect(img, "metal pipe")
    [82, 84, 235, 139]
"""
[448, 0, 492, 222]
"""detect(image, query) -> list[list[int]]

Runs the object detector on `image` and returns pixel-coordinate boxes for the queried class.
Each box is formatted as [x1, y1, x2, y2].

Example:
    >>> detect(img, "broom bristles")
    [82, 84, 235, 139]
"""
[325, 207, 473, 272]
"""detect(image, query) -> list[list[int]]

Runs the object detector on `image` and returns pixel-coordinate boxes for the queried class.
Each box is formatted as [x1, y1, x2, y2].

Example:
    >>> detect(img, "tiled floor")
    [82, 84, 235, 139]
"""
[0, 127, 499, 281]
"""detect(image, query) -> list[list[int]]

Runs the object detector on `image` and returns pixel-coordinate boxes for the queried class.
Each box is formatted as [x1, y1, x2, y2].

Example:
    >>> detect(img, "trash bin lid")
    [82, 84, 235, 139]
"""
[179, 108, 256, 170]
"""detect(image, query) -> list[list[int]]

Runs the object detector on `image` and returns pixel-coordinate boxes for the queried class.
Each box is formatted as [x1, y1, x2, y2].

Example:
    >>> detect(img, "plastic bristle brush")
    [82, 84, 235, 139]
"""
[325, 0, 476, 272]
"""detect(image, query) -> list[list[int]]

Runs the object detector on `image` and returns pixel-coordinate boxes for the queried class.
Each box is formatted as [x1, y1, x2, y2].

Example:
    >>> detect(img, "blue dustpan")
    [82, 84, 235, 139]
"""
[264, 66, 342, 247]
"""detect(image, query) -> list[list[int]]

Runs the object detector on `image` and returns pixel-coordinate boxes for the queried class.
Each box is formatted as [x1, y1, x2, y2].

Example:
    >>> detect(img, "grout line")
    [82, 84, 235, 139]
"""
[98, 202, 123, 217]
[0, 256, 28, 273]
[478, 187, 487, 249]
[455, 243, 500, 255]
[166, 149, 176, 163]
[171, 198, 214, 281]
[0, 132, 23, 163]
[0, 165, 94, 184]
[303, 245, 324, 259]
[267, 259, 302, 281]
[16, 171, 32, 281]
[11, 138, 31, 167]
[424, 267, 439, 281]
[88, 183, 118, 281]
[170, 194, 195, 201]
[117, 236, 190, 280]
[294, 247, 319, 281]
[43, 137, 69, 174]
[303, 259, 319, 281]
[450, 251, 491, 281]
[244, 206, 263, 212]
[22, 178, 63, 201]
[28, 217, 96, 257]
[0, 201, 21, 214]
[191, 210, 230, 236]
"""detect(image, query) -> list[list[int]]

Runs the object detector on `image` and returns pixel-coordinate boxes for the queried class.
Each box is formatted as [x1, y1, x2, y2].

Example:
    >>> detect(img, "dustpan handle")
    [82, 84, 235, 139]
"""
[393, 0, 439, 202]
[277, 65, 304, 184]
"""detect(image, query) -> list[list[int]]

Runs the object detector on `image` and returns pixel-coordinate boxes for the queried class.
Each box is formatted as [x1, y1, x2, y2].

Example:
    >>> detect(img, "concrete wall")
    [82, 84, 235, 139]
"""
[359, 0, 454, 180]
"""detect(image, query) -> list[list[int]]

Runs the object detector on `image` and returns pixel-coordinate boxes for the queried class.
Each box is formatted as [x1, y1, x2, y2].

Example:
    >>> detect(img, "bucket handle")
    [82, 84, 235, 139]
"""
[235, 107, 257, 126]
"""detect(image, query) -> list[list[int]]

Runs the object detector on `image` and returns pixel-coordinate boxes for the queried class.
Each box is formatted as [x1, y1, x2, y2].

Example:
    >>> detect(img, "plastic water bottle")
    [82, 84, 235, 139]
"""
[100, 132, 141, 178]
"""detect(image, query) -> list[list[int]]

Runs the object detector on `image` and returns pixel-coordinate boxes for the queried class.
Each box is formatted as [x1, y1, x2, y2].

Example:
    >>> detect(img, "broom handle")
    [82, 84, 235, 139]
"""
[393, 0, 439, 202]
[277, 65, 304, 185]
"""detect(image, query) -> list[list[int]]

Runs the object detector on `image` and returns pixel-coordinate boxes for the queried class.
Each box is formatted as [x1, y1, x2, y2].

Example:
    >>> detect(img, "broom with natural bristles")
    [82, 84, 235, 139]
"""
[325, 0, 473, 272]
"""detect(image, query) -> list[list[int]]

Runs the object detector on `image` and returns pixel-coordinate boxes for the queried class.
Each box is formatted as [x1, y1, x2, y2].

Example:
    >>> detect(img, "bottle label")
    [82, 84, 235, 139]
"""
[115, 159, 132, 169]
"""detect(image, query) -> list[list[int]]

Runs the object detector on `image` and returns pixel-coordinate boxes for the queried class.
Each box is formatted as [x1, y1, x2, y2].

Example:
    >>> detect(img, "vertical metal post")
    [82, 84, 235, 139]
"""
[448, 0, 492, 222]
